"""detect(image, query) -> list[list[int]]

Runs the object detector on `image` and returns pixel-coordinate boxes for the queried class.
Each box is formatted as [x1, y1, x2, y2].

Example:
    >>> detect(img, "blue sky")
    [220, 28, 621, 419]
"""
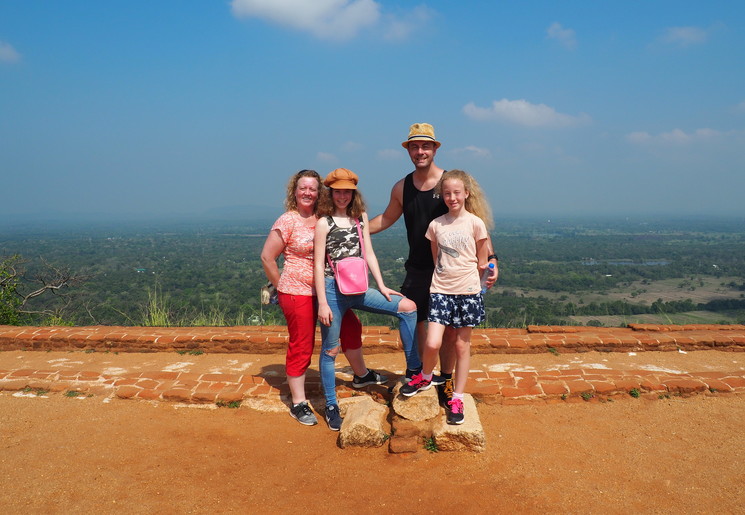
[2, 1, 744, 223]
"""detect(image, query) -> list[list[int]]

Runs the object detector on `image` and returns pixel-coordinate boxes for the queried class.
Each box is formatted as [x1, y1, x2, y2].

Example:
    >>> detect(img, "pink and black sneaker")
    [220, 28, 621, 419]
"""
[400, 373, 432, 397]
[446, 398, 465, 425]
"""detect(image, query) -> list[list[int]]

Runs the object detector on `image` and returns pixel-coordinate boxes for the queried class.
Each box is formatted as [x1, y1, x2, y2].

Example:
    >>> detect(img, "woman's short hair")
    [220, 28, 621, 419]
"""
[285, 169, 322, 213]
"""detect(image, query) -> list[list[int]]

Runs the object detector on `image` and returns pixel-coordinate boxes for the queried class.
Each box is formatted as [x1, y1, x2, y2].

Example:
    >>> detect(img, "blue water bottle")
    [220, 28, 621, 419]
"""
[480, 263, 495, 294]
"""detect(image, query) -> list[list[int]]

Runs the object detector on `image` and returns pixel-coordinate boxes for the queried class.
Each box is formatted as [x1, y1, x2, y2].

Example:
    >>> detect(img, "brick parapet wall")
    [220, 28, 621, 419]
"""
[1, 324, 744, 354]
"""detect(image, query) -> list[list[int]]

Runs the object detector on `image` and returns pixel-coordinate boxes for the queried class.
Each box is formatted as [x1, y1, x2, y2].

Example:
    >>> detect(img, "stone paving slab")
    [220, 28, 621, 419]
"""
[1, 345, 744, 408]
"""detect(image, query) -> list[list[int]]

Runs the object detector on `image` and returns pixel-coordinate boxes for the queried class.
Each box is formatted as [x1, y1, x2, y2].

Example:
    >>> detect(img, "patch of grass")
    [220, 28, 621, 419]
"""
[64, 390, 82, 398]
[176, 349, 205, 356]
[547, 346, 560, 356]
[561, 393, 567, 400]
[629, 388, 641, 398]
[658, 393, 671, 400]
[423, 436, 438, 453]
[580, 391, 594, 401]
[84, 348, 95, 354]
[216, 400, 241, 409]
[22, 386, 49, 396]
[709, 387, 718, 393]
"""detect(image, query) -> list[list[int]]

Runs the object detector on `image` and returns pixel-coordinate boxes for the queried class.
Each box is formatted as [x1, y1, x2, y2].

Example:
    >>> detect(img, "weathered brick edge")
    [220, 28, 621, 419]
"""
[1, 324, 744, 354]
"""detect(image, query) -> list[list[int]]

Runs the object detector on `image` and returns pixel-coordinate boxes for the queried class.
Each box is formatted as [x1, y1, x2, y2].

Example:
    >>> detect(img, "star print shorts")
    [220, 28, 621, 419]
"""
[428, 293, 485, 328]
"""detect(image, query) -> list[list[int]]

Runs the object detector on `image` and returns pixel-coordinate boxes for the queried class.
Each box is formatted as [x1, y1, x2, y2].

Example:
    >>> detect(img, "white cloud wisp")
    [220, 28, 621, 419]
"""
[230, 0, 381, 41]
[627, 128, 721, 145]
[660, 26, 708, 47]
[0, 41, 21, 64]
[547, 22, 577, 50]
[463, 99, 591, 128]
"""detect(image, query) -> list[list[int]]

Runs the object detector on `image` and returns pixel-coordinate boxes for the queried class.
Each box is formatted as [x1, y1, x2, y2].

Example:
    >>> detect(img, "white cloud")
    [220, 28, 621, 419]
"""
[626, 132, 652, 144]
[382, 6, 432, 42]
[0, 41, 21, 64]
[546, 22, 576, 50]
[463, 99, 591, 128]
[452, 145, 492, 159]
[627, 128, 721, 145]
[660, 26, 707, 47]
[341, 141, 363, 152]
[317, 151, 338, 162]
[735, 100, 745, 113]
[231, 0, 381, 41]
[377, 148, 401, 160]
[383, 20, 411, 42]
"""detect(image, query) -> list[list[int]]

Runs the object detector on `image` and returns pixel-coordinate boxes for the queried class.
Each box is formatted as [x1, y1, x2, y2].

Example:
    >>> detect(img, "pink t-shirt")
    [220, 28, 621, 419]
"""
[271, 211, 317, 296]
[426, 211, 488, 295]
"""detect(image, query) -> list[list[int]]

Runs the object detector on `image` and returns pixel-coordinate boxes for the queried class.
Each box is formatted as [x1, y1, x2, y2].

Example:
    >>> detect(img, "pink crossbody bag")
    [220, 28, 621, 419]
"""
[327, 219, 369, 295]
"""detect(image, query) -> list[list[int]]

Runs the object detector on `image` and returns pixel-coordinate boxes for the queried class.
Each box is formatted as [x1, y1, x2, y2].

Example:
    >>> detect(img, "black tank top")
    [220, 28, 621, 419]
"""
[402, 171, 448, 272]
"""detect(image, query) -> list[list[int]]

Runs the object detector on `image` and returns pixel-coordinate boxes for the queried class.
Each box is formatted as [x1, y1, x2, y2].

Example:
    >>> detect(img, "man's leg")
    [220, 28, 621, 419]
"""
[415, 321, 428, 365]
[400, 269, 431, 377]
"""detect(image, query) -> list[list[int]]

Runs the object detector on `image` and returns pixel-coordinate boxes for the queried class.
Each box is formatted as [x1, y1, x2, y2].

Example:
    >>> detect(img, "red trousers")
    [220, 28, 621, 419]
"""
[278, 293, 362, 377]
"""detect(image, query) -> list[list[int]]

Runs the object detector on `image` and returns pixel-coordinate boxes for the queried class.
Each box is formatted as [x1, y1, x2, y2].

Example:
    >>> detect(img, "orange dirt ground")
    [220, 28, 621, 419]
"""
[1, 372, 744, 513]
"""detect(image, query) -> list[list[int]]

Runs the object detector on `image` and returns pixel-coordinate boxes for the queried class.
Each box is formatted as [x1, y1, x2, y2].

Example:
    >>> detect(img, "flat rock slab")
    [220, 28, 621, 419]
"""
[339, 396, 389, 448]
[434, 394, 486, 452]
[391, 382, 440, 421]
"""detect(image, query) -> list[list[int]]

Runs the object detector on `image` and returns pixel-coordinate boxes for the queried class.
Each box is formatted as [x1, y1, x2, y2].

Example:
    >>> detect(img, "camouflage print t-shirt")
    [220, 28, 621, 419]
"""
[324, 216, 363, 278]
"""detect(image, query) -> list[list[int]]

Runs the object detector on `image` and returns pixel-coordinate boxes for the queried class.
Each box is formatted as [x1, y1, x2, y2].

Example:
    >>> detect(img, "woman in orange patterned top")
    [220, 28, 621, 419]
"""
[261, 170, 386, 426]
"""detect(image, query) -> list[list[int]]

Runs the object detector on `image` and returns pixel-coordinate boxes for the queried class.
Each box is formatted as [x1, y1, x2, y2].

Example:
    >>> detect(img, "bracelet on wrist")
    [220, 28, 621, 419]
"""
[488, 253, 499, 262]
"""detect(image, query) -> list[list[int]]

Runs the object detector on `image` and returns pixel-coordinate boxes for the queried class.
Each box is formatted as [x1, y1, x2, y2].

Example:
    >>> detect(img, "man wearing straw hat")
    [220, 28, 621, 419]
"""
[369, 122, 498, 403]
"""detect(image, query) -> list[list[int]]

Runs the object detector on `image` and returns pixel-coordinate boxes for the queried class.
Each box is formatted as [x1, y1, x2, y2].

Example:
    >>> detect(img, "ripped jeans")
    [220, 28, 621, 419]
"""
[320, 276, 420, 406]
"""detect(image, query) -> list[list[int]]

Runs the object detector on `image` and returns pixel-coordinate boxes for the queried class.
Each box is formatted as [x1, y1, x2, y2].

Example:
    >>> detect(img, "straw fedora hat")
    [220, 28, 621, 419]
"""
[401, 122, 441, 149]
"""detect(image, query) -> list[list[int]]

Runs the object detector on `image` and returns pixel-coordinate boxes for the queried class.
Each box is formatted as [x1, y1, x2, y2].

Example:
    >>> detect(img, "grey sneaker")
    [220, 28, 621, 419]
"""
[352, 369, 388, 388]
[289, 401, 318, 426]
[325, 404, 343, 431]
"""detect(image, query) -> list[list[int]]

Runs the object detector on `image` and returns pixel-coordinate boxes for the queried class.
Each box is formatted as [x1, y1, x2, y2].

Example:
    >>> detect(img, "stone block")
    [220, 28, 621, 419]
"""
[433, 395, 486, 453]
[338, 396, 389, 448]
[391, 382, 440, 421]
[391, 414, 436, 438]
[389, 436, 419, 454]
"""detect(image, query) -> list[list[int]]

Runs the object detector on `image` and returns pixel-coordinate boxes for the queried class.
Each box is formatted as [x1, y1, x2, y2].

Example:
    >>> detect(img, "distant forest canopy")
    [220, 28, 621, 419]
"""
[1, 216, 744, 328]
